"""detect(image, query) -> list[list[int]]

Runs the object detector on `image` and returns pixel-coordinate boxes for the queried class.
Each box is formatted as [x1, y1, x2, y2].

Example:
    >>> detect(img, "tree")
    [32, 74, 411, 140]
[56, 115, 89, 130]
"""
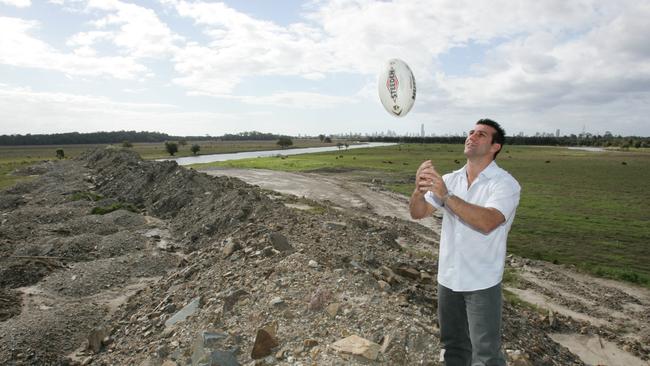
[277, 136, 293, 149]
[56, 149, 65, 159]
[165, 141, 178, 156]
[336, 142, 343, 150]
[179, 139, 188, 147]
[318, 134, 325, 142]
[344, 142, 349, 150]
[324, 136, 332, 143]
[122, 140, 133, 148]
[190, 144, 201, 155]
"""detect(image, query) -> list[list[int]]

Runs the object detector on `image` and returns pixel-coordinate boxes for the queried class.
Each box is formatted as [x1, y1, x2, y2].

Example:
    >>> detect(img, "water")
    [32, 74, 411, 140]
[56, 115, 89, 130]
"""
[567, 147, 606, 152]
[164, 142, 397, 166]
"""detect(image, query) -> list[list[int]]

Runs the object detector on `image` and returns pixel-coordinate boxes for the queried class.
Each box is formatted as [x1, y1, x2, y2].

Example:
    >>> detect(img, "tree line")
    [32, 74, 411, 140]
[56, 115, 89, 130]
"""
[368, 134, 650, 148]
[0, 130, 287, 145]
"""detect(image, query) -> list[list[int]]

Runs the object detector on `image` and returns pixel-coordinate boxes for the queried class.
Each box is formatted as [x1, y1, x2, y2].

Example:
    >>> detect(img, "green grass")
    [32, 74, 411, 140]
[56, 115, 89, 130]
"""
[91, 203, 138, 215]
[193, 143, 650, 287]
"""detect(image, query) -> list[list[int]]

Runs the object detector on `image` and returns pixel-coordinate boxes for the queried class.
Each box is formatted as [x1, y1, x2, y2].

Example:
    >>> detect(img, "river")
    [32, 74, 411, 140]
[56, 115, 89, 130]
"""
[164, 142, 397, 166]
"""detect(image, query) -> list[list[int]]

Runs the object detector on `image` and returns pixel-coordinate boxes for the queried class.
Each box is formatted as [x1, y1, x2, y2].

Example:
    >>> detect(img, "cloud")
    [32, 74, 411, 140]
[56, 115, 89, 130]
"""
[0, 16, 148, 79]
[81, 0, 184, 58]
[0, 85, 240, 135]
[0, 0, 30, 7]
[237, 91, 355, 108]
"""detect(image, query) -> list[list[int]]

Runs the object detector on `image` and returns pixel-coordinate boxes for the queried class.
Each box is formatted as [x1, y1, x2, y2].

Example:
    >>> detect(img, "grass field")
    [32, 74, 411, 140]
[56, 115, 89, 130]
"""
[0, 139, 334, 190]
[192, 143, 650, 287]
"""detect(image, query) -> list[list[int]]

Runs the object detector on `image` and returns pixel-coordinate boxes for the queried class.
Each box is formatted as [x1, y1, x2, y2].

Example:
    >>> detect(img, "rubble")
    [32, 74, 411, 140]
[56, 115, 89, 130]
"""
[0, 148, 646, 365]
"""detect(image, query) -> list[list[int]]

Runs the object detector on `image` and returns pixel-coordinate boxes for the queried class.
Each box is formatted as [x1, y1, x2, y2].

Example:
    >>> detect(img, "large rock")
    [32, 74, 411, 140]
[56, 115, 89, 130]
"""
[165, 297, 201, 328]
[267, 233, 293, 253]
[331, 335, 381, 361]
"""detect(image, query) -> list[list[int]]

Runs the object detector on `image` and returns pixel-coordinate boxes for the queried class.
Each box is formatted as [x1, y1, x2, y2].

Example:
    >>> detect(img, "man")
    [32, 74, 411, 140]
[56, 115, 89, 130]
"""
[409, 119, 521, 366]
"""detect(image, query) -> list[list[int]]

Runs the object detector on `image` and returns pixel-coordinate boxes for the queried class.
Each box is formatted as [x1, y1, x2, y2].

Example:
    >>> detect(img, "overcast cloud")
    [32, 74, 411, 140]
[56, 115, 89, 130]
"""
[0, 0, 648, 136]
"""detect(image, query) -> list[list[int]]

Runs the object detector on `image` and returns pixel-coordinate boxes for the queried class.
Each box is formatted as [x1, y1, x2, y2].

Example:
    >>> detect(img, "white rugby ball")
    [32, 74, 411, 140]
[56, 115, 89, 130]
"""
[378, 58, 416, 117]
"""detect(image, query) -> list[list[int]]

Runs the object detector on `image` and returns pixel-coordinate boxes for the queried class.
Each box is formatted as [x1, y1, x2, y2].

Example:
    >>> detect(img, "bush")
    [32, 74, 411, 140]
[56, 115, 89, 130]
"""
[277, 137, 293, 149]
[165, 141, 178, 156]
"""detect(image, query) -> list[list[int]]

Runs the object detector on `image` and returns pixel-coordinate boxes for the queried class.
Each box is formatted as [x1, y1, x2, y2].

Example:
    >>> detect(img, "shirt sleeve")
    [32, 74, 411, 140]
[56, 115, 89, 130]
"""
[424, 190, 443, 209]
[484, 175, 521, 221]
[423, 173, 452, 209]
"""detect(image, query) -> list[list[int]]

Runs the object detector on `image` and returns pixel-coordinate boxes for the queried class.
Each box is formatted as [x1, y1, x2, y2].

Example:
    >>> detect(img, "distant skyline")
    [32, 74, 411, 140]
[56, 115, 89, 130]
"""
[1, 0, 649, 137]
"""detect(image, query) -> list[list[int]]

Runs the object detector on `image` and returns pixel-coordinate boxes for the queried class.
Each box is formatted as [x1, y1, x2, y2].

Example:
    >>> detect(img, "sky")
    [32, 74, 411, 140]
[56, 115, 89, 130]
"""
[1, 0, 649, 137]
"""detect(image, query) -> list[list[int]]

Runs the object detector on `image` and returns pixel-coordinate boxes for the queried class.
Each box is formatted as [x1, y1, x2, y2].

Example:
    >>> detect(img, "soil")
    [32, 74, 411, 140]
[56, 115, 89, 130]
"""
[0, 148, 648, 366]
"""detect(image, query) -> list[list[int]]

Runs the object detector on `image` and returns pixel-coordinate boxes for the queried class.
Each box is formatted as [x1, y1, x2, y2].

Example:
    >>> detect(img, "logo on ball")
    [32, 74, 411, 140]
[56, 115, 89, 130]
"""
[378, 59, 416, 118]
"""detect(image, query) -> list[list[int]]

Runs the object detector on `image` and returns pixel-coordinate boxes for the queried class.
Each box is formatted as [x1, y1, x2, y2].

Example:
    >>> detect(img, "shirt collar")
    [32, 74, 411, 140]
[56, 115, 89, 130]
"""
[453, 160, 500, 180]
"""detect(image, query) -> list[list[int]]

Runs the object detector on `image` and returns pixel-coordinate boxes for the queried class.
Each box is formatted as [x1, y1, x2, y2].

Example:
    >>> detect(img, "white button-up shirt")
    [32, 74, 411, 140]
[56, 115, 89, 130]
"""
[425, 161, 521, 291]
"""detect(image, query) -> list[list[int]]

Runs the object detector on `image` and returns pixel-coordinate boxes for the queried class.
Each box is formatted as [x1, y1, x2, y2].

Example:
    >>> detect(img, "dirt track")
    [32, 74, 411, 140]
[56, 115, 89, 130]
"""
[0, 149, 648, 365]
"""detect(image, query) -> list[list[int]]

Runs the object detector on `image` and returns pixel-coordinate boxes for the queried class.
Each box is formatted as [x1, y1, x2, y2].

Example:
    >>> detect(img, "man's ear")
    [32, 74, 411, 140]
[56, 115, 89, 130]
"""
[491, 143, 502, 154]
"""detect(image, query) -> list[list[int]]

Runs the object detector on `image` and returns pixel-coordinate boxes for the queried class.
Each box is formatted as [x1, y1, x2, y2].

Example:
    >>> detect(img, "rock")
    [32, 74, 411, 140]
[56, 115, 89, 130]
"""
[165, 297, 201, 327]
[222, 240, 242, 258]
[330, 335, 381, 361]
[419, 271, 433, 284]
[308, 288, 332, 311]
[267, 233, 293, 253]
[162, 303, 177, 314]
[161, 360, 177, 366]
[269, 297, 285, 307]
[303, 339, 318, 348]
[394, 265, 420, 280]
[251, 326, 279, 360]
[88, 325, 110, 353]
[308, 260, 319, 268]
[323, 221, 347, 230]
[506, 350, 533, 366]
[377, 280, 391, 292]
[326, 303, 340, 318]
[223, 289, 248, 313]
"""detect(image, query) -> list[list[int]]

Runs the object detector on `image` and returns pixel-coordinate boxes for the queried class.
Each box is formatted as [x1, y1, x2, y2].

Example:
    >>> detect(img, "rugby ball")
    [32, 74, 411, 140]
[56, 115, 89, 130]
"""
[378, 58, 416, 117]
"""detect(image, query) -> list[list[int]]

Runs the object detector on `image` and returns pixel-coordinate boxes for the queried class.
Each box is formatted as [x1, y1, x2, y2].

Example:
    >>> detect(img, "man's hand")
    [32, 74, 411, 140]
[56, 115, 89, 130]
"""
[410, 160, 439, 219]
[415, 160, 448, 199]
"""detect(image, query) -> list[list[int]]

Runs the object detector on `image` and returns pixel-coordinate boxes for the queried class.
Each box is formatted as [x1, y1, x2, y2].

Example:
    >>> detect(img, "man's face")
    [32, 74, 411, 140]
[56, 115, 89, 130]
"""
[464, 124, 500, 159]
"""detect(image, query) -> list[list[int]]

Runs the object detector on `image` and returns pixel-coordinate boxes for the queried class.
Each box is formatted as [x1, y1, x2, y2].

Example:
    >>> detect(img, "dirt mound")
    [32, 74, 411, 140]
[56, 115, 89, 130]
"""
[1, 147, 641, 365]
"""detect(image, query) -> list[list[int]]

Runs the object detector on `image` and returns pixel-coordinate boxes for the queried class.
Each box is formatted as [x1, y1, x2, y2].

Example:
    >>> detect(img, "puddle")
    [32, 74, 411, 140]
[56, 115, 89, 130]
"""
[550, 333, 648, 366]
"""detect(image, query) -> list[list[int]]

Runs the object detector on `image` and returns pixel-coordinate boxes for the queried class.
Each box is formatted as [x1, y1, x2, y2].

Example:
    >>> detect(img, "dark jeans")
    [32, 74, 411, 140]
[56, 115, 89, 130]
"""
[438, 283, 506, 366]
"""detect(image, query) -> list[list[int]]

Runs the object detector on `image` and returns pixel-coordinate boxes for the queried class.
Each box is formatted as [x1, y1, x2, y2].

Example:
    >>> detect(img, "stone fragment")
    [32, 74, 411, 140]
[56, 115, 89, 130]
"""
[419, 271, 433, 283]
[222, 240, 241, 258]
[251, 327, 279, 359]
[165, 297, 201, 327]
[303, 339, 318, 348]
[323, 221, 347, 230]
[223, 289, 248, 313]
[161, 360, 176, 366]
[208, 350, 240, 366]
[377, 280, 391, 292]
[326, 303, 340, 318]
[308, 288, 332, 311]
[88, 326, 110, 353]
[269, 297, 285, 307]
[308, 260, 319, 268]
[268, 233, 293, 252]
[331, 335, 381, 361]
[395, 265, 420, 280]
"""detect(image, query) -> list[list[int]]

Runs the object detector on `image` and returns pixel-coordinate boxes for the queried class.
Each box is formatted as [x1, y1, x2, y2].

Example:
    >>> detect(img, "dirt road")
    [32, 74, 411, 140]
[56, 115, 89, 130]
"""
[200, 168, 439, 233]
